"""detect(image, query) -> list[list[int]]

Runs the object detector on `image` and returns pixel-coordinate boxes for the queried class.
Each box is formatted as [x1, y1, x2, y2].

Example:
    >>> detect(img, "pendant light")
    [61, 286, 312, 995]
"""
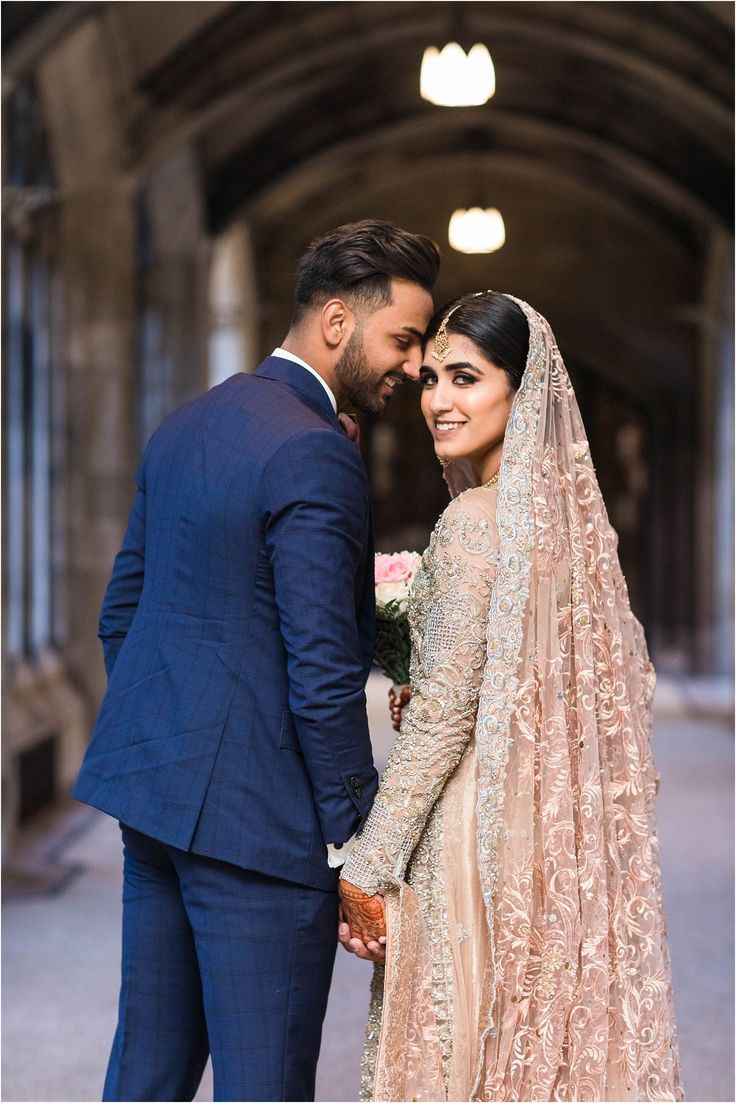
[448, 208, 506, 254]
[420, 42, 495, 106]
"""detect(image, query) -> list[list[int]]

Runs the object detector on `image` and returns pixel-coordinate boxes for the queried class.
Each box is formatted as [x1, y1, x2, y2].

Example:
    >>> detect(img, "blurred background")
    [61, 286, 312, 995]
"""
[2, 2, 734, 1101]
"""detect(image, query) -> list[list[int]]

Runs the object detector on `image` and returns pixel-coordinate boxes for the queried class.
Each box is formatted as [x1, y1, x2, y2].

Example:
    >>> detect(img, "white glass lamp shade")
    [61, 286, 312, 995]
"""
[420, 43, 495, 107]
[448, 208, 506, 254]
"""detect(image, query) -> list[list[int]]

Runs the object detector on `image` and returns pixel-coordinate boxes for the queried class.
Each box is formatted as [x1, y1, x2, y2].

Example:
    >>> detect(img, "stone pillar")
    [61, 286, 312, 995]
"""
[37, 18, 138, 710]
[712, 271, 734, 679]
[694, 228, 734, 677]
[138, 146, 211, 444]
[208, 219, 260, 384]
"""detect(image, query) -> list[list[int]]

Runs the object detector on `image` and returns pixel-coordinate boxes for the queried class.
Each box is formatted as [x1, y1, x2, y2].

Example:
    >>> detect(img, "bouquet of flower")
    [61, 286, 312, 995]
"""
[373, 551, 422, 685]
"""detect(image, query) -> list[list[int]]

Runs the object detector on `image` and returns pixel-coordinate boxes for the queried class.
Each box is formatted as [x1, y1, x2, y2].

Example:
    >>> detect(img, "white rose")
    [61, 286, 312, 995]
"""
[376, 579, 411, 611]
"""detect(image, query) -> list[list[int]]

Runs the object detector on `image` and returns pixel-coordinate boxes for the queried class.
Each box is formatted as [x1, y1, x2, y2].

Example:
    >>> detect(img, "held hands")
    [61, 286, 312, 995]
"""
[338, 880, 386, 962]
[337, 688, 408, 959]
[389, 684, 411, 731]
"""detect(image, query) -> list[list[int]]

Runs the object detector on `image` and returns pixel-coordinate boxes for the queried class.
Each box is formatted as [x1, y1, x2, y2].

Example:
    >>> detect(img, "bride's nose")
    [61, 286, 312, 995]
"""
[428, 380, 453, 413]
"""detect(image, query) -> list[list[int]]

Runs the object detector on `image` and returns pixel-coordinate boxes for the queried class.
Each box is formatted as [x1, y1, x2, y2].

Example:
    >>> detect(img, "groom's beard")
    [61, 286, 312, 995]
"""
[334, 329, 400, 416]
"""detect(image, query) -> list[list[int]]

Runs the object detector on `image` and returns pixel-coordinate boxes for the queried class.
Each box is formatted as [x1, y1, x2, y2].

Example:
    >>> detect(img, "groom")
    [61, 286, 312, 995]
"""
[73, 220, 439, 1102]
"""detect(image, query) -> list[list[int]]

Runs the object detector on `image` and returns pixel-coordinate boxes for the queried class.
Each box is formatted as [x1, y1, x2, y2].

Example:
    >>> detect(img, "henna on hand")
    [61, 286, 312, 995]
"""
[339, 879, 386, 944]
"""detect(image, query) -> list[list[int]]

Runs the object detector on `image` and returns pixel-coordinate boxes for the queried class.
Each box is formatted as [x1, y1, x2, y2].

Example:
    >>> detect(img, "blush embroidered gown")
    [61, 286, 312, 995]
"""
[343, 296, 684, 1101]
[342, 484, 683, 1102]
[346, 485, 501, 1101]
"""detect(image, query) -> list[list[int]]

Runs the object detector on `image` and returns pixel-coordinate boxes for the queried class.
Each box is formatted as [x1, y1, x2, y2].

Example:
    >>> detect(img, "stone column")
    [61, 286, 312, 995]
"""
[37, 17, 138, 710]
[208, 219, 260, 384]
[138, 146, 211, 444]
[694, 228, 734, 677]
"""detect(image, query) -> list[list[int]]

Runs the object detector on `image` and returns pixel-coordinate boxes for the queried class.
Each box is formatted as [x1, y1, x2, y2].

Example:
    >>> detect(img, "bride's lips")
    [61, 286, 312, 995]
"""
[432, 419, 467, 437]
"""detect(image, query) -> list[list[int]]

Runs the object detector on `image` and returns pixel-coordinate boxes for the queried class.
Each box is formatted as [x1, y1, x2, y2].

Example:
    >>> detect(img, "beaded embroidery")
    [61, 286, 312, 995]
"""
[343, 490, 498, 1093]
[344, 296, 683, 1103]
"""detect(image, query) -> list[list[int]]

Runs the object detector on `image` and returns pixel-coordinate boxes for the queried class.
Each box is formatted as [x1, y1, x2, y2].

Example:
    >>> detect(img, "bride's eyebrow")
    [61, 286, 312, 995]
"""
[442, 361, 485, 374]
[419, 361, 485, 375]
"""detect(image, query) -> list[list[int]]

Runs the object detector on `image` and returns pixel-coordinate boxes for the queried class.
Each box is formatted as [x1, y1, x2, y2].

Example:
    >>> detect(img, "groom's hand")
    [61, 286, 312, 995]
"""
[338, 882, 386, 961]
[338, 911, 385, 962]
[389, 684, 411, 731]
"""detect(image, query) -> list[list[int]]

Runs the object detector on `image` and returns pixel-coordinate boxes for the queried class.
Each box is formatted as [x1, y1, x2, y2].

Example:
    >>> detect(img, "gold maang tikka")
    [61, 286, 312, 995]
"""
[431, 303, 462, 362]
[431, 292, 495, 363]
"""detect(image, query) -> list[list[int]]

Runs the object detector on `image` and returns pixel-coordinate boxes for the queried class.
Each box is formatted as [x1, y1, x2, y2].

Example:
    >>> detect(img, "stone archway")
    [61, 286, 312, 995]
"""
[2, 1, 732, 842]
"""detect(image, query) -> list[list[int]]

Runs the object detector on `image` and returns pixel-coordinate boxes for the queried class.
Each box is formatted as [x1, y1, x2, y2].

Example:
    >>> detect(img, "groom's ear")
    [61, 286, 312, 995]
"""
[321, 298, 355, 350]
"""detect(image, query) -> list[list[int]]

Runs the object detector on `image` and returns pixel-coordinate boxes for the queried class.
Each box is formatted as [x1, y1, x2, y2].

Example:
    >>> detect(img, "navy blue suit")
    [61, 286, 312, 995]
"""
[73, 357, 378, 1101]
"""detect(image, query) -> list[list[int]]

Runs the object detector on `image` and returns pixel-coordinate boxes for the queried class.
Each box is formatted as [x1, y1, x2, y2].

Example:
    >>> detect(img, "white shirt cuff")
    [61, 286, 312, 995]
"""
[326, 834, 357, 868]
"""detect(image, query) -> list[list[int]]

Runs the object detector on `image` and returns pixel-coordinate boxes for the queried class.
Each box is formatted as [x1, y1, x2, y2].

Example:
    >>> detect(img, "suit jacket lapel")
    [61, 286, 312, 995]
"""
[254, 356, 338, 428]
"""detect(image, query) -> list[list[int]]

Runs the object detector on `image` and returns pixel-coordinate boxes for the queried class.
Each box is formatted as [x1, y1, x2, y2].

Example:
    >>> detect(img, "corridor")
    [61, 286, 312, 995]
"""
[2, 674, 733, 1103]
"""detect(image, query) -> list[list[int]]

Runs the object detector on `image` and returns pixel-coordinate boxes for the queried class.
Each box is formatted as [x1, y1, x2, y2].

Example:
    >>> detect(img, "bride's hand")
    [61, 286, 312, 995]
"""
[338, 880, 386, 953]
[389, 684, 411, 731]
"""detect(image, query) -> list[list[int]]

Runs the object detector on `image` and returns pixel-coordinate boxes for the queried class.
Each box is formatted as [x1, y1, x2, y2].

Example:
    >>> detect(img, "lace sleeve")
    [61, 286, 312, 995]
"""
[341, 489, 498, 896]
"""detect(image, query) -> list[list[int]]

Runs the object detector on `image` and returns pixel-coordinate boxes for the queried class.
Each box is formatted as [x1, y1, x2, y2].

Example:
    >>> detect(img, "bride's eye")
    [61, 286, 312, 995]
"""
[419, 372, 436, 388]
[453, 372, 476, 386]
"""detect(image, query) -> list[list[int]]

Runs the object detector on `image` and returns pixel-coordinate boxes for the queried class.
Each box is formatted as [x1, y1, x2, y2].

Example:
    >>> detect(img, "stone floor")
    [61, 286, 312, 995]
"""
[2, 675, 733, 1103]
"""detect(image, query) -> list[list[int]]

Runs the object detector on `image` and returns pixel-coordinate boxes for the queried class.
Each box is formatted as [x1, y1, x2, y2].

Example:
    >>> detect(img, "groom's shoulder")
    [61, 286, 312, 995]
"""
[213, 370, 337, 434]
[153, 370, 334, 446]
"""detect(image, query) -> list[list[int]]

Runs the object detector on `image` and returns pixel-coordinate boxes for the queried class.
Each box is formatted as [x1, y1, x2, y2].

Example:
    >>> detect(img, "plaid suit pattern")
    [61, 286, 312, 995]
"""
[73, 357, 378, 889]
[72, 358, 378, 1100]
[104, 824, 337, 1102]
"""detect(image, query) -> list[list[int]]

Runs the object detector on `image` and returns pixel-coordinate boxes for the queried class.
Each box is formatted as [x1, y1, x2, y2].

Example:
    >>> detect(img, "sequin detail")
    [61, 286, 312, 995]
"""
[343, 493, 498, 898]
[342, 296, 682, 1103]
[343, 491, 498, 1094]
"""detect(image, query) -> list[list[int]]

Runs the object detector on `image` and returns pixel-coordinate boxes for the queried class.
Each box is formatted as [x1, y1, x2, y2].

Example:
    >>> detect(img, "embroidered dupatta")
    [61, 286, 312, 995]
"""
[349, 299, 683, 1102]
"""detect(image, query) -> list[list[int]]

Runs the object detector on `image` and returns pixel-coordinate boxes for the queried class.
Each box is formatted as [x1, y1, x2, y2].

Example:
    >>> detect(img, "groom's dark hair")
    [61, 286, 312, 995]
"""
[292, 220, 440, 322]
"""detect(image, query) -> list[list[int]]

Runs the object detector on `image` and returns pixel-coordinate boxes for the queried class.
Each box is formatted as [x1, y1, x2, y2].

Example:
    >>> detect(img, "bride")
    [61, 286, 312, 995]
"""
[338, 292, 683, 1102]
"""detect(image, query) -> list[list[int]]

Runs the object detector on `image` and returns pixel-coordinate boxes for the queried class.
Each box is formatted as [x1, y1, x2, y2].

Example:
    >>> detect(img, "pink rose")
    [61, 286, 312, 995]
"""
[374, 552, 421, 584]
[374, 552, 422, 613]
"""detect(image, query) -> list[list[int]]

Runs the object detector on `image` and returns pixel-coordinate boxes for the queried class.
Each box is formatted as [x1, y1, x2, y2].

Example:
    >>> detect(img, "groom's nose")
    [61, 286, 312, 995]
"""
[400, 346, 423, 381]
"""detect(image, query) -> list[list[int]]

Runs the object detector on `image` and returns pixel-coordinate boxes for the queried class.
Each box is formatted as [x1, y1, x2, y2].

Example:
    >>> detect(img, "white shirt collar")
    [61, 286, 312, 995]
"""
[272, 347, 337, 413]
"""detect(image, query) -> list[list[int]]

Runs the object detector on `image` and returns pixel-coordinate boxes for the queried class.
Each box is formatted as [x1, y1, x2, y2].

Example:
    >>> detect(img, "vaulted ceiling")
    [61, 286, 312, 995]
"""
[102, 2, 732, 233]
[5, 1, 734, 395]
[3, 1, 732, 666]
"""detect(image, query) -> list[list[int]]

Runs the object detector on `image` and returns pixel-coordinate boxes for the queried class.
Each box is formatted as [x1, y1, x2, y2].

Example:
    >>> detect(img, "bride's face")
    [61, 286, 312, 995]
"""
[419, 331, 515, 473]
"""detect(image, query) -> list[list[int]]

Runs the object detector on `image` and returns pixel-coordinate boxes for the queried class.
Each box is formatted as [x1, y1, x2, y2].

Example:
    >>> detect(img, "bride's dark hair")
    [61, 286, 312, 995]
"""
[426, 291, 529, 391]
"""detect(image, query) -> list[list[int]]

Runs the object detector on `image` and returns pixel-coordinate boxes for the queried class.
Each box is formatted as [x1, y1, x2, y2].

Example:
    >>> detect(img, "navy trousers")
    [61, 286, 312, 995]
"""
[103, 825, 338, 1102]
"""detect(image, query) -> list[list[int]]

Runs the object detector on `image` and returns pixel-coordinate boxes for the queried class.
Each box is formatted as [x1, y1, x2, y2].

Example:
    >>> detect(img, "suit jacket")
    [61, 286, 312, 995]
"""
[72, 356, 378, 890]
